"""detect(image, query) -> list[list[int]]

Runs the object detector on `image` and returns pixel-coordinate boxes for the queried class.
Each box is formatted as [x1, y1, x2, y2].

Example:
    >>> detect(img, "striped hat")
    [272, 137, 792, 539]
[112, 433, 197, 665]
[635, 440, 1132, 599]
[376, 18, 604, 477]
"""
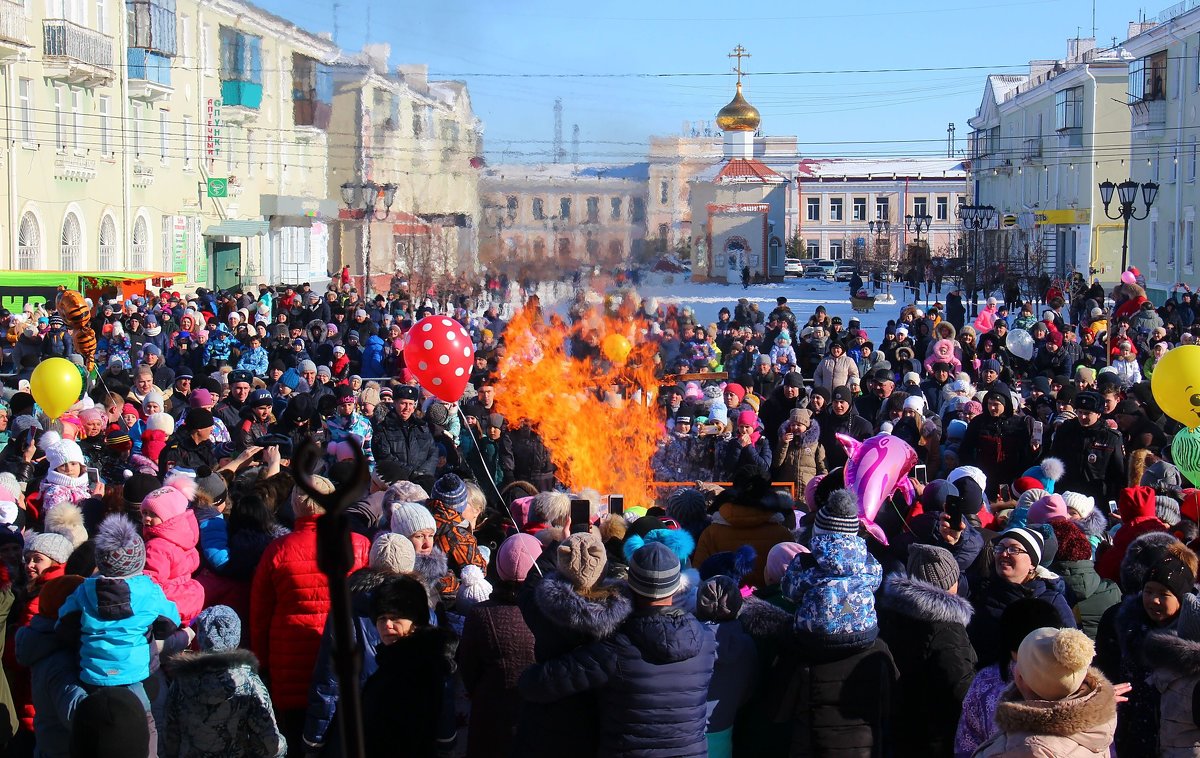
[814, 489, 861, 535]
[997, 527, 1045, 566]
[627, 542, 681, 600]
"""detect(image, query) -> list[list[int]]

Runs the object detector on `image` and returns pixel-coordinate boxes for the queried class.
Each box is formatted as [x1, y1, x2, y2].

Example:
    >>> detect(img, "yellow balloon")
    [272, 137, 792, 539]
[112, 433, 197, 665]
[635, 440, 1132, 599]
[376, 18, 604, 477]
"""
[602, 333, 633, 364]
[1151, 344, 1200, 429]
[30, 357, 83, 420]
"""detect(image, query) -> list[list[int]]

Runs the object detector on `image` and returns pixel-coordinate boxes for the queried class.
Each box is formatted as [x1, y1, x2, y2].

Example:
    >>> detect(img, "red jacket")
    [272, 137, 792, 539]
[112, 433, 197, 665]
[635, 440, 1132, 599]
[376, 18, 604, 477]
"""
[1096, 486, 1166, 582]
[250, 515, 369, 711]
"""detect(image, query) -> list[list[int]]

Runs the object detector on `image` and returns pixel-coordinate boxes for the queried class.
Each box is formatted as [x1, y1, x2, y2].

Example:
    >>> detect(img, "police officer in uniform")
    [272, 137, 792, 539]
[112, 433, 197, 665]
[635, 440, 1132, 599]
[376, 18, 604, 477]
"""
[1049, 390, 1126, 514]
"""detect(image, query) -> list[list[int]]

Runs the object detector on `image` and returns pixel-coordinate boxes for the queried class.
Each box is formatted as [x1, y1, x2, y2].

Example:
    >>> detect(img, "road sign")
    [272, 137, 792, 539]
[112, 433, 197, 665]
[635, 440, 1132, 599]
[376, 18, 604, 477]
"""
[207, 178, 228, 198]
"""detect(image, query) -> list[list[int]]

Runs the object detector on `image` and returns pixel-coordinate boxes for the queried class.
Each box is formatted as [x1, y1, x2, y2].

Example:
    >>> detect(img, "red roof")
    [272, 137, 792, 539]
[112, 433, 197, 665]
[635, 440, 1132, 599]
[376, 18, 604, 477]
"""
[715, 158, 785, 183]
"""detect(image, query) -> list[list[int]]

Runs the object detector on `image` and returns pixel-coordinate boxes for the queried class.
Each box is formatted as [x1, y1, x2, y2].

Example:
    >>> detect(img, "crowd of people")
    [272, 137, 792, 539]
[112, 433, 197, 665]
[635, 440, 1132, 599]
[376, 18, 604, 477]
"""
[0, 266, 1197, 757]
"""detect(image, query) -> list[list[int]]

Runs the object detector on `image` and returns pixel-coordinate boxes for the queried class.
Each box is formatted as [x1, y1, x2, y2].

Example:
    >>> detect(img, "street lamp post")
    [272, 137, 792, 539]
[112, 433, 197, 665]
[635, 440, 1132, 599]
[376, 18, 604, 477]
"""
[340, 180, 398, 296]
[1098, 179, 1159, 275]
[957, 203, 996, 317]
[905, 213, 933, 303]
[868, 219, 890, 295]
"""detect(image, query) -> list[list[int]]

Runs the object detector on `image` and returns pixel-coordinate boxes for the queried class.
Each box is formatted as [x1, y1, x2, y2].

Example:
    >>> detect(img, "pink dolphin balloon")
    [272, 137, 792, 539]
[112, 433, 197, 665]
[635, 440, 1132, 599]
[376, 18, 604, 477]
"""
[838, 433, 918, 545]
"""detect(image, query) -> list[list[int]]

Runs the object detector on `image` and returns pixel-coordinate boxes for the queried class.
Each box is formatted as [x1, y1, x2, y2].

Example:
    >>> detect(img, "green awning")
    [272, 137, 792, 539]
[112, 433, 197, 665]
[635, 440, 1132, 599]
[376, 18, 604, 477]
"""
[203, 220, 270, 237]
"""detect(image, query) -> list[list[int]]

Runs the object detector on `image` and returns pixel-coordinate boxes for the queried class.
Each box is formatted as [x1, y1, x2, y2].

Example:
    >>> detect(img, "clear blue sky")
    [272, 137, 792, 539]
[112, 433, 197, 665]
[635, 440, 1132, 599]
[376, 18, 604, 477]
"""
[260, 0, 1143, 164]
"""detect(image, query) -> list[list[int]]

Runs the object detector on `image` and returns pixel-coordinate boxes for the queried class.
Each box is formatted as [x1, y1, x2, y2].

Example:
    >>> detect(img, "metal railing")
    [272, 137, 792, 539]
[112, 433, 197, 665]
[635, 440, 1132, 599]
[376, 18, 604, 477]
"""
[0, 0, 29, 47]
[43, 18, 113, 71]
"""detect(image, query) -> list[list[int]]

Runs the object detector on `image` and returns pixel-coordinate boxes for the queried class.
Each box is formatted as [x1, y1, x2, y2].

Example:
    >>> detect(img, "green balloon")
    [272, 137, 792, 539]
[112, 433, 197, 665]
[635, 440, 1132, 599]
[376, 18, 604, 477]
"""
[1172, 427, 1200, 488]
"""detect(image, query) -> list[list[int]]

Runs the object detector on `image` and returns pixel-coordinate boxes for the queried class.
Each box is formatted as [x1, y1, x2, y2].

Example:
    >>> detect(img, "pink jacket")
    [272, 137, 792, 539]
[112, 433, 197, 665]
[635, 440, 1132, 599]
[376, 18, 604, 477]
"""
[143, 509, 205, 624]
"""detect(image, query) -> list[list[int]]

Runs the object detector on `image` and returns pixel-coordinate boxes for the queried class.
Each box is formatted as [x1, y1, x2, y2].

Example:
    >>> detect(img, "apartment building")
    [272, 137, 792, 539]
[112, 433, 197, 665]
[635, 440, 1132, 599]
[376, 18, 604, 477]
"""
[1123, 9, 1200, 301]
[647, 135, 721, 254]
[967, 37, 1131, 284]
[327, 45, 483, 294]
[478, 163, 650, 273]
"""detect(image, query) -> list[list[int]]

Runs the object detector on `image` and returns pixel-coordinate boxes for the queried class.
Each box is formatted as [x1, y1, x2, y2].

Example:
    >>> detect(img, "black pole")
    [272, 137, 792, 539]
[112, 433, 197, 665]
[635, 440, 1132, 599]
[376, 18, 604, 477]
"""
[1120, 212, 1130, 275]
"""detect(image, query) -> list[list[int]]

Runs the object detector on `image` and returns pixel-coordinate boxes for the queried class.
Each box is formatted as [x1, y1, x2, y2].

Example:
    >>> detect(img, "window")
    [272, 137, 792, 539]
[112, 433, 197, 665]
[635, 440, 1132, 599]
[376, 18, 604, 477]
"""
[161, 215, 173, 271]
[1169, 222, 1178, 265]
[131, 217, 149, 270]
[17, 79, 31, 143]
[936, 196, 949, 220]
[586, 196, 599, 223]
[876, 197, 890, 221]
[54, 87, 65, 150]
[17, 213, 40, 270]
[660, 181, 668, 205]
[533, 238, 545, 257]
[806, 197, 820, 221]
[98, 96, 110, 156]
[1129, 52, 1167, 103]
[179, 14, 192, 65]
[608, 240, 622, 260]
[95, 0, 107, 34]
[132, 103, 143, 157]
[219, 27, 263, 85]
[556, 238, 570, 257]
[1055, 86, 1083, 130]
[630, 198, 645, 223]
[830, 240, 844, 260]
[1187, 218, 1196, 268]
[505, 196, 517, 221]
[532, 198, 545, 220]
[829, 197, 843, 221]
[182, 116, 193, 167]
[610, 197, 621, 220]
[586, 237, 599, 258]
[852, 197, 867, 221]
[71, 89, 81, 151]
[806, 240, 820, 257]
[60, 213, 81, 270]
[559, 197, 571, 220]
[99, 215, 118, 270]
[1191, 137, 1198, 183]
[913, 196, 928, 217]
[128, 0, 176, 56]
[159, 111, 171, 162]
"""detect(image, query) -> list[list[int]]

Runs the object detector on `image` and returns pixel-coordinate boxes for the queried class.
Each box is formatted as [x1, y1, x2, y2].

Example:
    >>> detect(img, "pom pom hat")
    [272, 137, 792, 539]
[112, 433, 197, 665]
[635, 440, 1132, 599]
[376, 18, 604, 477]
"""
[140, 476, 196, 521]
[1017, 627, 1096, 700]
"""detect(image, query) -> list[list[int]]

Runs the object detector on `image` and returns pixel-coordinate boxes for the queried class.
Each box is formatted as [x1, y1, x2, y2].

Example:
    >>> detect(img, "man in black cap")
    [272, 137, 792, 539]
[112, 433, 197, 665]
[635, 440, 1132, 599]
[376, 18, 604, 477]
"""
[1049, 390, 1125, 510]
[169, 369, 193, 421]
[159, 408, 218, 476]
[373, 384, 437, 491]
[856, 368, 894, 429]
[214, 369, 253, 431]
[234, 388, 275, 451]
[819, 385, 873, 469]
[921, 361, 954, 414]
[760, 372, 807, 442]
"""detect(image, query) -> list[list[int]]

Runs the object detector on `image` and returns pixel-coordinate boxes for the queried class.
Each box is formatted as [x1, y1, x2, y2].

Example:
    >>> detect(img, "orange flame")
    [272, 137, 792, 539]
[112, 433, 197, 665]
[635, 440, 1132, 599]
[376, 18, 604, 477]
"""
[494, 297, 663, 506]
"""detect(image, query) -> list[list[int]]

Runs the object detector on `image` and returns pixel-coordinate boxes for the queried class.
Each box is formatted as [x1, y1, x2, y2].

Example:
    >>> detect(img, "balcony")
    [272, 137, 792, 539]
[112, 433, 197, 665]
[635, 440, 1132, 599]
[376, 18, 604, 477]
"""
[220, 80, 262, 123]
[1131, 98, 1167, 138]
[54, 154, 96, 181]
[132, 161, 154, 187]
[127, 48, 172, 102]
[43, 19, 114, 87]
[0, 0, 31, 57]
[293, 98, 331, 134]
[1022, 137, 1042, 161]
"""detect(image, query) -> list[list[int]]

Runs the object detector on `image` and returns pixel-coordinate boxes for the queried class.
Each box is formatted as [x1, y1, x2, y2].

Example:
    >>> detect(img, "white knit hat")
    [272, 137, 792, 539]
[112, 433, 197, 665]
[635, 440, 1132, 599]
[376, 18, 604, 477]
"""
[1017, 627, 1095, 700]
[455, 565, 493, 611]
[389, 502, 436, 537]
[45, 440, 84, 472]
[369, 532, 416, 574]
[1062, 491, 1096, 520]
[903, 395, 925, 413]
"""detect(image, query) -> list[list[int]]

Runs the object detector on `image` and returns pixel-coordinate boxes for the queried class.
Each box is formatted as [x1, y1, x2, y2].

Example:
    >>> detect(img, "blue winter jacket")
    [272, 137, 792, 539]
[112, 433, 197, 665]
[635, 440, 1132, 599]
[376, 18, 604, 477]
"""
[519, 606, 717, 758]
[196, 507, 230, 572]
[237, 346, 269, 377]
[15, 615, 88, 758]
[361, 335, 386, 379]
[57, 574, 181, 686]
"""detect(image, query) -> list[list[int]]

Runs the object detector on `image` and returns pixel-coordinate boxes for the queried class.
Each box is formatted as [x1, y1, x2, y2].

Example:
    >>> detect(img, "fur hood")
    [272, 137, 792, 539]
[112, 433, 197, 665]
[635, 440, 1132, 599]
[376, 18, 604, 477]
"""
[739, 594, 793, 639]
[992, 669, 1116, 742]
[1144, 630, 1200, 677]
[163, 647, 260, 679]
[878, 573, 973, 627]
[534, 572, 633, 640]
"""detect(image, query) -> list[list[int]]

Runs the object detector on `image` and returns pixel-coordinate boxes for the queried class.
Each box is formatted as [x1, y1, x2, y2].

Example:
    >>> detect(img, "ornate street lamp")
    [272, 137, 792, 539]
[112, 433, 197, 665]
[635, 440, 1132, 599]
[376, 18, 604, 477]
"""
[340, 180, 398, 295]
[957, 203, 996, 316]
[1099, 179, 1158, 275]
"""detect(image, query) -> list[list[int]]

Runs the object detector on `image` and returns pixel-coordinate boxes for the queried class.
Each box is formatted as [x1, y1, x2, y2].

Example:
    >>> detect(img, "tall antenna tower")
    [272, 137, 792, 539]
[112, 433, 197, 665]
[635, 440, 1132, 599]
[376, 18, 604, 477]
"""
[947, 122, 956, 157]
[571, 124, 580, 164]
[332, 1, 339, 44]
[553, 98, 565, 164]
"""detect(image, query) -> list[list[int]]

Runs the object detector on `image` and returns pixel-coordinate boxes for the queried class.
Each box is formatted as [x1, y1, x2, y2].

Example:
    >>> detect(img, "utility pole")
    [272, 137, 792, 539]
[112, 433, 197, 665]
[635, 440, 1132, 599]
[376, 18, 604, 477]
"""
[553, 98, 565, 164]
[947, 123, 956, 157]
[571, 124, 580, 164]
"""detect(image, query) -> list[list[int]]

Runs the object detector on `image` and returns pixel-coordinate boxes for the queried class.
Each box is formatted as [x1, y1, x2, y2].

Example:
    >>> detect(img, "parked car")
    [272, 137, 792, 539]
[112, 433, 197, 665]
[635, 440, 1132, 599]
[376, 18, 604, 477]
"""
[804, 265, 834, 280]
[785, 258, 804, 276]
[834, 264, 858, 282]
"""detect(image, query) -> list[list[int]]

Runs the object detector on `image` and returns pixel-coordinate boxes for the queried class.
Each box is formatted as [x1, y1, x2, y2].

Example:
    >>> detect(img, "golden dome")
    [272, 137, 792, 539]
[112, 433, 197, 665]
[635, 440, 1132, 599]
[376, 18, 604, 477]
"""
[716, 82, 761, 132]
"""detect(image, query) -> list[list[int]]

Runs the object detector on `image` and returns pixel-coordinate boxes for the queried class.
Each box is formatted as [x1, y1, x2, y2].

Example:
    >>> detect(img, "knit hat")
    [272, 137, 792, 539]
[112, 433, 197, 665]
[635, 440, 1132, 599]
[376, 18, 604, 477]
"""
[1017, 627, 1095, 700]
[123, 472, 160, 507]
[369, 532, 416, 574]
[946, 419, 968, 441]
[146, 413, 174, 435]
[814, 489, 860, 535]
[556, 532, 607, 590]
[1146, 548, 1196, 600]
[456, 565, 493, 611]
[38, 574, 84, 619]
[496, 533, 542, 582]
[69, 687, 151, 758]
[903, 395, 925, 413]
[627, 541, 682, 600]
[432, 473, 469, 513]
[1158, 496, 1183, 527]
[696, 575, 743, 622]
[1027, 494, 1069, 524]
[1017, 459, 1066, 495]
[94, 515, 146, 577]
[1050, 520, 1092, 562]
[998, 527, 1044, 566]
[0, 472, 22, 505]
[46, 440, 84, 472]
[25, 532, 73, 564]
[188, 389, 214, 408]
[980, 358, 1001, 373]
[142, 391, 164, 411]
[765, 541, 809, 585]
[698, 545, 756, 585]
[725, 383, 746, 404]
[907, 543, 959, 591]
[141, 476, 196, 521]
[666, 488, 708, 526]
[390, 502, 436, 536]
[194, 467, 227, 505]
[185, 409, 214, 431]
[193, 605, 241, 651]
[1062, 491, 1096, 520]
[1179, 593, 1200, 642]
[370, 575, 430, 624]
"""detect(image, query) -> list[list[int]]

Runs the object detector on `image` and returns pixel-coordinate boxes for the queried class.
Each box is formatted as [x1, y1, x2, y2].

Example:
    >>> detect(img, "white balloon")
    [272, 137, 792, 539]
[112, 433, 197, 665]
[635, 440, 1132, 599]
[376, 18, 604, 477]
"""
[1006, 329, 1035, 361]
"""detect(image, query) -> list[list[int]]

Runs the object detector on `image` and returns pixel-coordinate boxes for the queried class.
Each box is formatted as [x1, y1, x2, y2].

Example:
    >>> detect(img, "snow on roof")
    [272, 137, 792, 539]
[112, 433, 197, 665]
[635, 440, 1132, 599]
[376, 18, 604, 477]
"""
[794, 157, 967, 179]
[481, 162, 650, 182]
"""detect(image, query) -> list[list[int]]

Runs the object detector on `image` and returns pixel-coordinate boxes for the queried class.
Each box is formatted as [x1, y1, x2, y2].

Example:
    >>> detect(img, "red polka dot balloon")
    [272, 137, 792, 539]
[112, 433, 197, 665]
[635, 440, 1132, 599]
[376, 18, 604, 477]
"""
[405, 315, 475, 402]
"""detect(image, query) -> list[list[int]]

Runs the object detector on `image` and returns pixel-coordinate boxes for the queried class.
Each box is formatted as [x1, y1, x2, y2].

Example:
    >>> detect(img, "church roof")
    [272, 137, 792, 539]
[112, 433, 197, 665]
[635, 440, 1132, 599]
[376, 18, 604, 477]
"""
[714, 158, 787, 184]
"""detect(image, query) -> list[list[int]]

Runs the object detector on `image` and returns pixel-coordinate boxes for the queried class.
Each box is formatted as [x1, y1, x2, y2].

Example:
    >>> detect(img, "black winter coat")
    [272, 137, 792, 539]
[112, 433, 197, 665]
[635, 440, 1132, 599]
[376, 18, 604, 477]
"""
[518, 606, 716, 758]
[1095, 595, 1166, 758]
[818, 408, 874, 469]
[373, 409, 438, 490]
[1050, 418, 1126, 507]
[361, 626, 458, 758]
[876, 574, 977, 758]
[959, 397, 1032, 498]
[967, 574, 1077, 668]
